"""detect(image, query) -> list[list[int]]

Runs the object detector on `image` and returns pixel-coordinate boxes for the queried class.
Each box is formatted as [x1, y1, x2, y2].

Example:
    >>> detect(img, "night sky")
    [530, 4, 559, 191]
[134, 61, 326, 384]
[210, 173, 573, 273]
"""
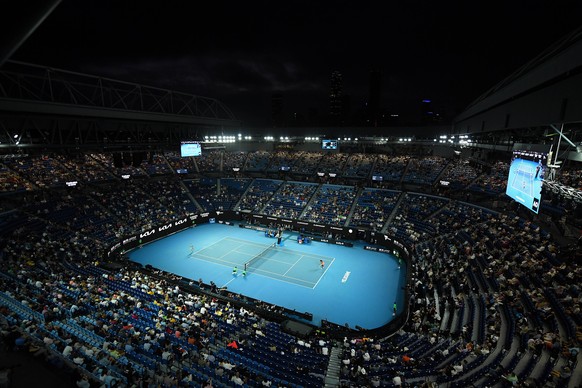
[10, 0, 582, 126]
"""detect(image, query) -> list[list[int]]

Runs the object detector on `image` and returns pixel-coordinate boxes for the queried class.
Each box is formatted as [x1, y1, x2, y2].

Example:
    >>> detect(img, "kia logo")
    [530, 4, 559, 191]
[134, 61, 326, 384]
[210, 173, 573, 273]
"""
[139, 229, 155, 238]
[158, 224, 172, 232]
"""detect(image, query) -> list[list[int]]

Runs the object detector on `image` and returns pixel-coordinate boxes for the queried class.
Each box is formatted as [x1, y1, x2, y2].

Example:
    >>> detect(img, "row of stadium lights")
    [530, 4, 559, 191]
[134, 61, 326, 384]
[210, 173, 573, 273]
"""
[203, 136, 363, 143]
[201, 134, 471, 144]
[269, 137, 360, 142]
[204, 135, 253, 143]
[3, 133, 475, 146]
[3, 134, 22, 145]
[436, 135, 472, 144]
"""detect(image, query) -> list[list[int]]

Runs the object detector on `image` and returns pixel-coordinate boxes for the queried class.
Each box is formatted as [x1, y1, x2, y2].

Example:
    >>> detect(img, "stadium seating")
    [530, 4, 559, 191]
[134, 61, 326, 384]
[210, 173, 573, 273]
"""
[223, 151, 248, 173]
[262, 181, 318, 219]
[265, 151, 296, 173]
[301, 184, 357, 226]
[402, 156, 448, 186]
[348, 188, 400, 231]
[292, 152, 324, 177]
[196, 150, 223, 173]
[317, 153, 348, 175]
[0, 150, 579, 388]
[372, 155, 410, 182]
[235, 178, 283, 213]
[244, 151, 271, 173]
[0, 161, 33, 193]
[165, 151, 198, 174]
[440, 159, 480, 190]
[3, 155, 77, 188]
[342, 153, 376, 179]
[467, 161, 509, 196]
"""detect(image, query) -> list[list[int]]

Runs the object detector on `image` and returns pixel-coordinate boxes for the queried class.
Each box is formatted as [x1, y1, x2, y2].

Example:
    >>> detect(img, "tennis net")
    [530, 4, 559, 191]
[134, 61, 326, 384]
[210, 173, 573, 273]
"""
[244, 244, 275, 271]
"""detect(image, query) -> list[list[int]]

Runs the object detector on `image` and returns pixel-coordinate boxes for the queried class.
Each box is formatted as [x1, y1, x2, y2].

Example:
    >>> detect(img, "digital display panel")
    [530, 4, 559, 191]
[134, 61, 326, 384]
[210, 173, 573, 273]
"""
[506, 149, 547, 213]
[180, 141, 202, 157]
[322, 140, 338, 150]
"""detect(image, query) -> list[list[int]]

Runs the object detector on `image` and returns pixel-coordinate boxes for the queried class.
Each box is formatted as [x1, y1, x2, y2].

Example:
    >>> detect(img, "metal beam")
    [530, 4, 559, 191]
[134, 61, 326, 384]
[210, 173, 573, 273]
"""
[549, 124, 577, 148]
[542, 180, 582, 204]
[0, 0, 63, 68]
[1, 61, 237, 119]
[0, 98, 240, 127]
[0, 113, 206, 149]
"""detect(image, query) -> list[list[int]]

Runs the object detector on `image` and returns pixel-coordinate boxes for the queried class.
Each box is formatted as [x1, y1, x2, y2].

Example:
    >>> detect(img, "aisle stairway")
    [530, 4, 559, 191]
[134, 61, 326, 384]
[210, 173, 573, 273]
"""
[324, 346, 341, 387]
[381, 191, 406, 233]
[344, 187, 364, 227]
[180, 180, 204, 211]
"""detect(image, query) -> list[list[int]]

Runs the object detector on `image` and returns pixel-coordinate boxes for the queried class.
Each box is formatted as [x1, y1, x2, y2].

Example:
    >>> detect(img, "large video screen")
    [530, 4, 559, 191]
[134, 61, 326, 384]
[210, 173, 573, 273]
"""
[180, 141, 202, 157]
[505, 149, 547, 213]
[322, 139, 338, 150]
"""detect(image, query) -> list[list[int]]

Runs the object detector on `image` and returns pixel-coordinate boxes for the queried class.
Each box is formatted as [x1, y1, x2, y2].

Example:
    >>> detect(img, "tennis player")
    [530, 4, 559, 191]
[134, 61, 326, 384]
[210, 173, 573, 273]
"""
[276, 229, 282, 246]
[320, 259, 325, 269]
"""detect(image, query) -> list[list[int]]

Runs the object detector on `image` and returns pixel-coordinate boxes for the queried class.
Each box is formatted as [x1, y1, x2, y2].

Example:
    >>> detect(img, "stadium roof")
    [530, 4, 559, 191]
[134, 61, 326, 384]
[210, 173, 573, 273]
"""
[453, 26, 582, 132]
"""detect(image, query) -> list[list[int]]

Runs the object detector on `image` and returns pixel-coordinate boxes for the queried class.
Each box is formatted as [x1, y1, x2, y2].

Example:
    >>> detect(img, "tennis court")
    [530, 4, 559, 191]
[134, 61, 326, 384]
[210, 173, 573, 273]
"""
[193, 236, 334, 288]
[127, 222, 405, 329]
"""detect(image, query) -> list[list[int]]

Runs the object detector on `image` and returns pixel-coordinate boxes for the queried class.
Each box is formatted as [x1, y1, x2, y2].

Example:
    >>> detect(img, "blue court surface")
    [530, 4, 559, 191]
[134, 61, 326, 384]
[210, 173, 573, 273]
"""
[127, 223, 406, 329]
[506, 158, 543, 212]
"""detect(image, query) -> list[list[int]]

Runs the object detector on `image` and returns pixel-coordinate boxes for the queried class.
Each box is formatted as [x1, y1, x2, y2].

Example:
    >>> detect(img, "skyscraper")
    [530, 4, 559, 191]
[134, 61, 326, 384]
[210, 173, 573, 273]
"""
[420, 99, 434, 124]
[329, 71, 343, 123]
[271, 93, 284, 127]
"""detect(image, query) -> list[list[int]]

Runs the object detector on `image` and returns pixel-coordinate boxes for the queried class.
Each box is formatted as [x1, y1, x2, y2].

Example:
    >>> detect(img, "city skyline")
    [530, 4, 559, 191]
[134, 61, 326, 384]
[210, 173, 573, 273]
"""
[6, 1, 582, 127]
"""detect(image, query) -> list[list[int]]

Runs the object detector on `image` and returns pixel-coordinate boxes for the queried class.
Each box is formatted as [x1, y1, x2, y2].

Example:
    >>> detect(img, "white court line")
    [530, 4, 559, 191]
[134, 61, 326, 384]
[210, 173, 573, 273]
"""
[233, 248, 301, 266]
[245, 249, 335, 288]
[313, 257, 335, 289]
[194, 253, 243, 267]
[283, 255, 303, 276]
[247, 268, 316, 289]
[252, 256, 298, 266]
[197, 244, 308, 284]
[226, 236, 278, 248]
[191, 236, 229, 255]
[194, 235, 334, 289]
[231, 250, 255, 258]
[198, 236, 245, 260]
[216, 246, 241, 260]
[247, 265, 314, 284]
[222, 277, 237, 288]
[225, 236, 334, 260]
[196, 244, 299, 268]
